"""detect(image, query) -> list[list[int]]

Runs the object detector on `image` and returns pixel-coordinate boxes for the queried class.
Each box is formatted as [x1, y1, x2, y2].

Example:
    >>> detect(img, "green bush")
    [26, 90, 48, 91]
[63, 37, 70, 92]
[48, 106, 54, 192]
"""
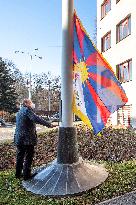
[0, 125, 136, 204]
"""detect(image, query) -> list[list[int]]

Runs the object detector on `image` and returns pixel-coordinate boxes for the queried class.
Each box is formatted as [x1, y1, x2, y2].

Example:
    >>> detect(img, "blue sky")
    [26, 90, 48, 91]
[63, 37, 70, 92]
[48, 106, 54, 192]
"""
[0, 0, 96, 75]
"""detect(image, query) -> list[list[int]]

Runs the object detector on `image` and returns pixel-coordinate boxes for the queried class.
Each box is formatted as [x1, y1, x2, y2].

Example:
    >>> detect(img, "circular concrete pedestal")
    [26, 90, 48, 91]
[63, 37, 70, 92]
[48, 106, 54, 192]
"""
[22, 158, 108, 196]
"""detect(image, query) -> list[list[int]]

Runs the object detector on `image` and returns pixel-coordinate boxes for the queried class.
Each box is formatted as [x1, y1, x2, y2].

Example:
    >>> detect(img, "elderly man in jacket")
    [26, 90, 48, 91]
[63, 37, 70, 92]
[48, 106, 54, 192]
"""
[14, 99, 54, 180]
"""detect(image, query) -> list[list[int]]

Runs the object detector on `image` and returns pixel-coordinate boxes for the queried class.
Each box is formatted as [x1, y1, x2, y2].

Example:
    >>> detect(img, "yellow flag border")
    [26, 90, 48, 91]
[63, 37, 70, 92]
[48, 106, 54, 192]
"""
[72, 96, 92, 129]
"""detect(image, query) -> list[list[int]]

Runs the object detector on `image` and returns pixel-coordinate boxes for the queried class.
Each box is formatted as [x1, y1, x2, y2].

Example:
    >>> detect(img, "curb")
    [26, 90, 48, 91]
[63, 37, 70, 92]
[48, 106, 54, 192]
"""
[96, 190, 136, 205]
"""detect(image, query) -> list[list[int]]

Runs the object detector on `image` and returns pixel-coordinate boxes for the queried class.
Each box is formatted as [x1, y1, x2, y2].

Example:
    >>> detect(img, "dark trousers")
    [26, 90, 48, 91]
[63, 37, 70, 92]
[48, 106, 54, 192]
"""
[15, 145, 35, 177]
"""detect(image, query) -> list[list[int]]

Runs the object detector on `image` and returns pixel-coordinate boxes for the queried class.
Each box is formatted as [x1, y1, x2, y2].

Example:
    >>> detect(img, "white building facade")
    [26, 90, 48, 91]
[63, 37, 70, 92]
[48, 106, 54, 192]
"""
[97, 0, 136, 128]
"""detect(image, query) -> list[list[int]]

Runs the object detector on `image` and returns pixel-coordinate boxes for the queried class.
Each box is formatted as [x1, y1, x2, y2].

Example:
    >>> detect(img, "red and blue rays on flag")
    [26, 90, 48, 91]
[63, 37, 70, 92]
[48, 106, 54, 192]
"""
[73, 12, 128, 134]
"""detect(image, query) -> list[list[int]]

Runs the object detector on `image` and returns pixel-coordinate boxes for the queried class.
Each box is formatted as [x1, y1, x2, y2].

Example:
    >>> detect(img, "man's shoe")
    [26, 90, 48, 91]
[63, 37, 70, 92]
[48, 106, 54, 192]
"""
[23, 172, 37, 181]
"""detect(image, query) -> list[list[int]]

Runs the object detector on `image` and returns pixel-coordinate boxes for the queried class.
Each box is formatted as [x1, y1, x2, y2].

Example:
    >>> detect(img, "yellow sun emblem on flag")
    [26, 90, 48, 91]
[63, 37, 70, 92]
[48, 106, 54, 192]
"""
[74, 61, 89, 83]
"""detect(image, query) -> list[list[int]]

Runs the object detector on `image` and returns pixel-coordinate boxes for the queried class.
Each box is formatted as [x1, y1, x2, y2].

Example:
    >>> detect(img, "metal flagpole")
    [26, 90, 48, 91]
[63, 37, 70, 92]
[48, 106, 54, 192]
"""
[23, 0, 108, 196]
[28, 72, 32, 100]
[57, 0, 79, 164]
[48, 80, 51, 112]
[61, 0, 73, 128]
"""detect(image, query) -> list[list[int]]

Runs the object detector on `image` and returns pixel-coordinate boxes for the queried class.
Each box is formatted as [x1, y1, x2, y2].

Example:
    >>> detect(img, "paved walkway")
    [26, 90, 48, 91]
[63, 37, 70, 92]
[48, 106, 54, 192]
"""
[0, 127, 15, 142]
[97, 191, 136, 205]
[0, 125, 55, 143]
[0, 122, 81, 143]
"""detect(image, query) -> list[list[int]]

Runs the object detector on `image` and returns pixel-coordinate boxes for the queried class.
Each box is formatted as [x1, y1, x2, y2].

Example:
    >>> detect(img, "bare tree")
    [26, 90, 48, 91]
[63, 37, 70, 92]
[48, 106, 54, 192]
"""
[31, 72, 61, 112]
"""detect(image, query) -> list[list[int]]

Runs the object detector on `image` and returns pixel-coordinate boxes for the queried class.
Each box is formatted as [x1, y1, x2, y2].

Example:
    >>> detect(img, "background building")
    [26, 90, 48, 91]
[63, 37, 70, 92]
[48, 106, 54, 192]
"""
[97, 0, 136, 127]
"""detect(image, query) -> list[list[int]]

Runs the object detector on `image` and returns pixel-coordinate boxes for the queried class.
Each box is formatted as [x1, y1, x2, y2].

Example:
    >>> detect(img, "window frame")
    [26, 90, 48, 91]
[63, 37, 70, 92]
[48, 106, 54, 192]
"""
[116, 15, 131, 43]
[101, 31, 111, 52]
[116, 59, 132, 83]
[101, 0, 111, 19]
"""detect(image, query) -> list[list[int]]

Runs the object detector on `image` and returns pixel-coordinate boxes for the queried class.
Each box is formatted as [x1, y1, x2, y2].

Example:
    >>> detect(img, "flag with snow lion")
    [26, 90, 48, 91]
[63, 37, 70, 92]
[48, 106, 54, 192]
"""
[73, 12, 128, 134]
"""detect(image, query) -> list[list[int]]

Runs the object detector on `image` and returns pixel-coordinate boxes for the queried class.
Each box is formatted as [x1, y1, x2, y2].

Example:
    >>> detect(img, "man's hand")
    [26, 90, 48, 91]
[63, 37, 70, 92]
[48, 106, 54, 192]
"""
[50, 124, 57, 128]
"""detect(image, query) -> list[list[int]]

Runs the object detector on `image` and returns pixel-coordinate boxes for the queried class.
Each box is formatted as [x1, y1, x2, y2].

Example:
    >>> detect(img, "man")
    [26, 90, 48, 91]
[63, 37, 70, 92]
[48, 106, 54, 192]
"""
[14, 99, 54, 180]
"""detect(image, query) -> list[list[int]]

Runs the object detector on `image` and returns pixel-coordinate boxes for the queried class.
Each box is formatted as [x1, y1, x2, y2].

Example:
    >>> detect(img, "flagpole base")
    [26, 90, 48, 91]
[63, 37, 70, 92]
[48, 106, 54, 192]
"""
[57, 127, 79, 164]
[22, 158, 108, 196]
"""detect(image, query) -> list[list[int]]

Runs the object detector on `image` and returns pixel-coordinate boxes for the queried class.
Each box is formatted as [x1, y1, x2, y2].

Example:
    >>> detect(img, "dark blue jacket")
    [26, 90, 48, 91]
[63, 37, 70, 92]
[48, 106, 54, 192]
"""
[14, 106, 51, 146]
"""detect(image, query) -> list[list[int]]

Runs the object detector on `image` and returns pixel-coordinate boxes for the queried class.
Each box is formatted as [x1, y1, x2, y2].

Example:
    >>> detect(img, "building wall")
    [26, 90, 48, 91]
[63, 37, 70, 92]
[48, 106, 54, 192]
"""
[97, 0, 136, 127]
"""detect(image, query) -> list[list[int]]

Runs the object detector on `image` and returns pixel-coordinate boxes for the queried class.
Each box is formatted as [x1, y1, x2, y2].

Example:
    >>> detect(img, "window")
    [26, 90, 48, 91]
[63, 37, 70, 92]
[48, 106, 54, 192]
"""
[117, 105, 132, 127]
[116, 0, 120, 3]
[101, 0, 111, 19]
[101, 32, 111, 52]
[117, 15, 131, 42]
[116, 59, 132, 83]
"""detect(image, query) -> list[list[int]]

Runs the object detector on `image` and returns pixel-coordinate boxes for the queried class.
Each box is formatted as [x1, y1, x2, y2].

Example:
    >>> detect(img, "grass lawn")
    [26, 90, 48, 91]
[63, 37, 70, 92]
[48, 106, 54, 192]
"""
[0, 125, 136, 205]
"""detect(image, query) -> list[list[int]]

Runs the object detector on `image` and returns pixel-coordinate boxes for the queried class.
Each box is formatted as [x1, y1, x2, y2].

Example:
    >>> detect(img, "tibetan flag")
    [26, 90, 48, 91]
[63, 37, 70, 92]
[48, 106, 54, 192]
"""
[73, 12, 128, 134]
